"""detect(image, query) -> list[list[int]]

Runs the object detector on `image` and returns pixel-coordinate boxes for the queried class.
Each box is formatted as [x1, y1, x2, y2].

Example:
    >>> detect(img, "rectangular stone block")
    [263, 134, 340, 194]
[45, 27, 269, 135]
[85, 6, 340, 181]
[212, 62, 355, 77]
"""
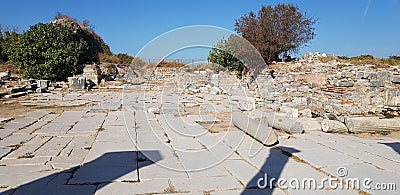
[5, 136, 52, 159]
[33, 137, 73, 157]
[95, 179, 171, 195]
[392, 75, 400, 83]
[370, 80, 384, 87]
[232, 112, 278, 146]
[68, 113, 106, 134]
[171, 176, 242, 192]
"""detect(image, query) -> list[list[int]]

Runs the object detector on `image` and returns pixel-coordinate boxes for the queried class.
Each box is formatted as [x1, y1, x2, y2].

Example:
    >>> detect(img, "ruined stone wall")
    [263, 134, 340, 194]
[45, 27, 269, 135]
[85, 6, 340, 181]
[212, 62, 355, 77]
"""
[139, 58, 399, 119]
[258, 62, 400, 118]
[315, 66, 400, 116]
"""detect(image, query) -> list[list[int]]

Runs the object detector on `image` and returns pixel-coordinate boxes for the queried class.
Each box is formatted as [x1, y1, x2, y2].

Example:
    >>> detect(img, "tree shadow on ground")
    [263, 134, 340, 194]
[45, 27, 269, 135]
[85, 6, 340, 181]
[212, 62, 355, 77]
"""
[381, 142, 400, 154]
[241, 146, 300, 195]
[1, 150, 161, 195]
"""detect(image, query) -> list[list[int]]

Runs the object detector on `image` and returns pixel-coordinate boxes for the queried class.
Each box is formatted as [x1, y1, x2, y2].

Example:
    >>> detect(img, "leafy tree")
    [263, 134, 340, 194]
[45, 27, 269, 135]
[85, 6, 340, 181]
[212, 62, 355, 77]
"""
[5, 23, 89, 80]
[208, 36, 246, 77]
[235, 4, 316, 63]
[0, 30, 4, 63]
[0, 26, 19, 63]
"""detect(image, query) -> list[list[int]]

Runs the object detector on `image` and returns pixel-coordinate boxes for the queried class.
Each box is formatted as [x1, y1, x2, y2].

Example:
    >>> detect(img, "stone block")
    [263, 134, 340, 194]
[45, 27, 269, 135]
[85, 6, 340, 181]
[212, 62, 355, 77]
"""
[171, 176, 243, 192]
[0, 156, 50, 166]
[35, 88, 47, 93]
[96, 179, 172, 195]
[232, 112, 278, 146]
[33, 137, 73, 157]
[210, 86, 221, 95]
[68, 77, 86, 90]
[377, 70, 392, 82]
[335, 80, 354, 87]
[345, 117, 400, 133]
[0, 71, 10, 80]
[211, 74, 219, 86]
[13, 185, 96, 195]
[392, 75, 400, 83]
[297, 118, 321, 131]
[321, 119, 348, 133]
[279, 106, 299, 118]
[262, 112, 304, 134]
[370, 80, 385, 87]
[299, 108, 312, 118]
[37, 80, 50, 89]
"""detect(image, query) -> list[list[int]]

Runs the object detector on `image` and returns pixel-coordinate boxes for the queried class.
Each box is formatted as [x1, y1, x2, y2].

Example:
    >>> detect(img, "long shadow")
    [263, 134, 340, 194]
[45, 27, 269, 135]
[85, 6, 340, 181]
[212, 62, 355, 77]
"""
[381, 142, 400, 154]
[1, 150, 162, 195]
[241, 146, 300, 195]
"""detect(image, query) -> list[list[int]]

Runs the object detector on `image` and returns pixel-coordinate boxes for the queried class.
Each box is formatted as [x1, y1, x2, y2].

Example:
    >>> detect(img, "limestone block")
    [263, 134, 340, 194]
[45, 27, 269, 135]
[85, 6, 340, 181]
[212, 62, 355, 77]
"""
[262, 112, 304, 134]
[232, 112, 278, 146]
[321, 119, 348, 133]
[345, 117, 400, 133]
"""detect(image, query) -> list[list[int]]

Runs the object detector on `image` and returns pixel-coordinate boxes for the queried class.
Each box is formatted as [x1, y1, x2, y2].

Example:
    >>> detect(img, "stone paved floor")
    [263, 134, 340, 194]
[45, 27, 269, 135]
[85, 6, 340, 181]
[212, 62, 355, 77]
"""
[0, 91, 399, 195]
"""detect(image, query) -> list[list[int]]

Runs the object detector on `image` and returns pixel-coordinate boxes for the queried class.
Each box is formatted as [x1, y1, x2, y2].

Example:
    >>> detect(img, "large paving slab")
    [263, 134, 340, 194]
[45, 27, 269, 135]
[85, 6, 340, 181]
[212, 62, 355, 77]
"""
[33, 136, 73, 157]
[0, 91, 399, 194]
[68, 112, 107, 134]
[5, 135, 52, 159]
[12, 185, 97, 195]
[95, 179, 172, 195]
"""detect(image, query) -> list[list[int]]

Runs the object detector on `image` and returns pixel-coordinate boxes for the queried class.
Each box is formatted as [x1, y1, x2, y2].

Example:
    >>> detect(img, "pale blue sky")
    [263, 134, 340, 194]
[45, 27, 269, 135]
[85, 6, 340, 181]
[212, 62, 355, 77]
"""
[1, 0, 399, 60]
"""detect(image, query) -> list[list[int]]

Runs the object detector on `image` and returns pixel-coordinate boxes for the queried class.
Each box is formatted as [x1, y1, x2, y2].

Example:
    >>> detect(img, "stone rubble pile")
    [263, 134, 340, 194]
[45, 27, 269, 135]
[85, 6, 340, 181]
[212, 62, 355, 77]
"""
[2, 53, 399, 135]
[152, 53, 400, 134]
[0, 71, 61, 99]
[297, 52, 327, 63]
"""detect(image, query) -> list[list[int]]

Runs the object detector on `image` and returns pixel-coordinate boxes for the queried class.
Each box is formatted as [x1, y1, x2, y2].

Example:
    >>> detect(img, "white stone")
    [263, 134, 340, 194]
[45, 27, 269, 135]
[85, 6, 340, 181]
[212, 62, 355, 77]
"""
[222, 159, 263, 188]
[171, 176, 243, 192]
[95, 179, 172, 195]
[13, 185, 96, 195]
[0, 156, 50, 166]
[68, 112, 106, 134]
[232, 112, 278, 146]
[5, 136, 52, 159]
[0, 134, 34, 147]
[33, 137, 73, 157]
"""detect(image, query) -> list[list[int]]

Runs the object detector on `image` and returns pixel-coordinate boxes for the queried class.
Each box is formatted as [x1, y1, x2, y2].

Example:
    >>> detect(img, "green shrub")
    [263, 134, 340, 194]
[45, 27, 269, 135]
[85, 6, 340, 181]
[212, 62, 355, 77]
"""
[208, 36, 245, 77]
[5, 23, 89, 80]
[0, 27, 19, 63]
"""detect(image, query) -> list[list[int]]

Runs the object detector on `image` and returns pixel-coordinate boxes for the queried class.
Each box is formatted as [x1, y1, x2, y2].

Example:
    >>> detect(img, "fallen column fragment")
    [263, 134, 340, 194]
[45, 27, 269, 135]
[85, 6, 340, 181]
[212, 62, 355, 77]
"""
[297, 118, 322, 131]
[262, 112, 304, 134]
[232, 112, 278, 146]
[321, 119, 348, 133]
[345, 117, 400, 133]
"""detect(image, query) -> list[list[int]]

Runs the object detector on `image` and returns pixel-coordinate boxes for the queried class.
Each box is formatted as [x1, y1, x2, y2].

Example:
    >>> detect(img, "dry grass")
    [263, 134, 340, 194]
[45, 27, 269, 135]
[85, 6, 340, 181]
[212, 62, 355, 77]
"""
[10, 144, 22, 151]
[183, 105, 232, 133]
[0, 100, 35, 118]
[318, 55, 339, 63]
[163, 180, 177, 193]
[0, 63, 22, 76]
[18, 152, 34, 159]
[99, 53, 136, 65]
[190, 63, 213, 71]
[351, 131, 400, 140]
[319, 55, 400, 68]
[156, 60, 186, 68]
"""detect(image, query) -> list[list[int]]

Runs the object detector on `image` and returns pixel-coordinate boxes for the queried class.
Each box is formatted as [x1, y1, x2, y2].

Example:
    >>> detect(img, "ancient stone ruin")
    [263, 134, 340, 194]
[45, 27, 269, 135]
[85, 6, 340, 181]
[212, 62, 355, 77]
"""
[0, 53, 398, 194]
